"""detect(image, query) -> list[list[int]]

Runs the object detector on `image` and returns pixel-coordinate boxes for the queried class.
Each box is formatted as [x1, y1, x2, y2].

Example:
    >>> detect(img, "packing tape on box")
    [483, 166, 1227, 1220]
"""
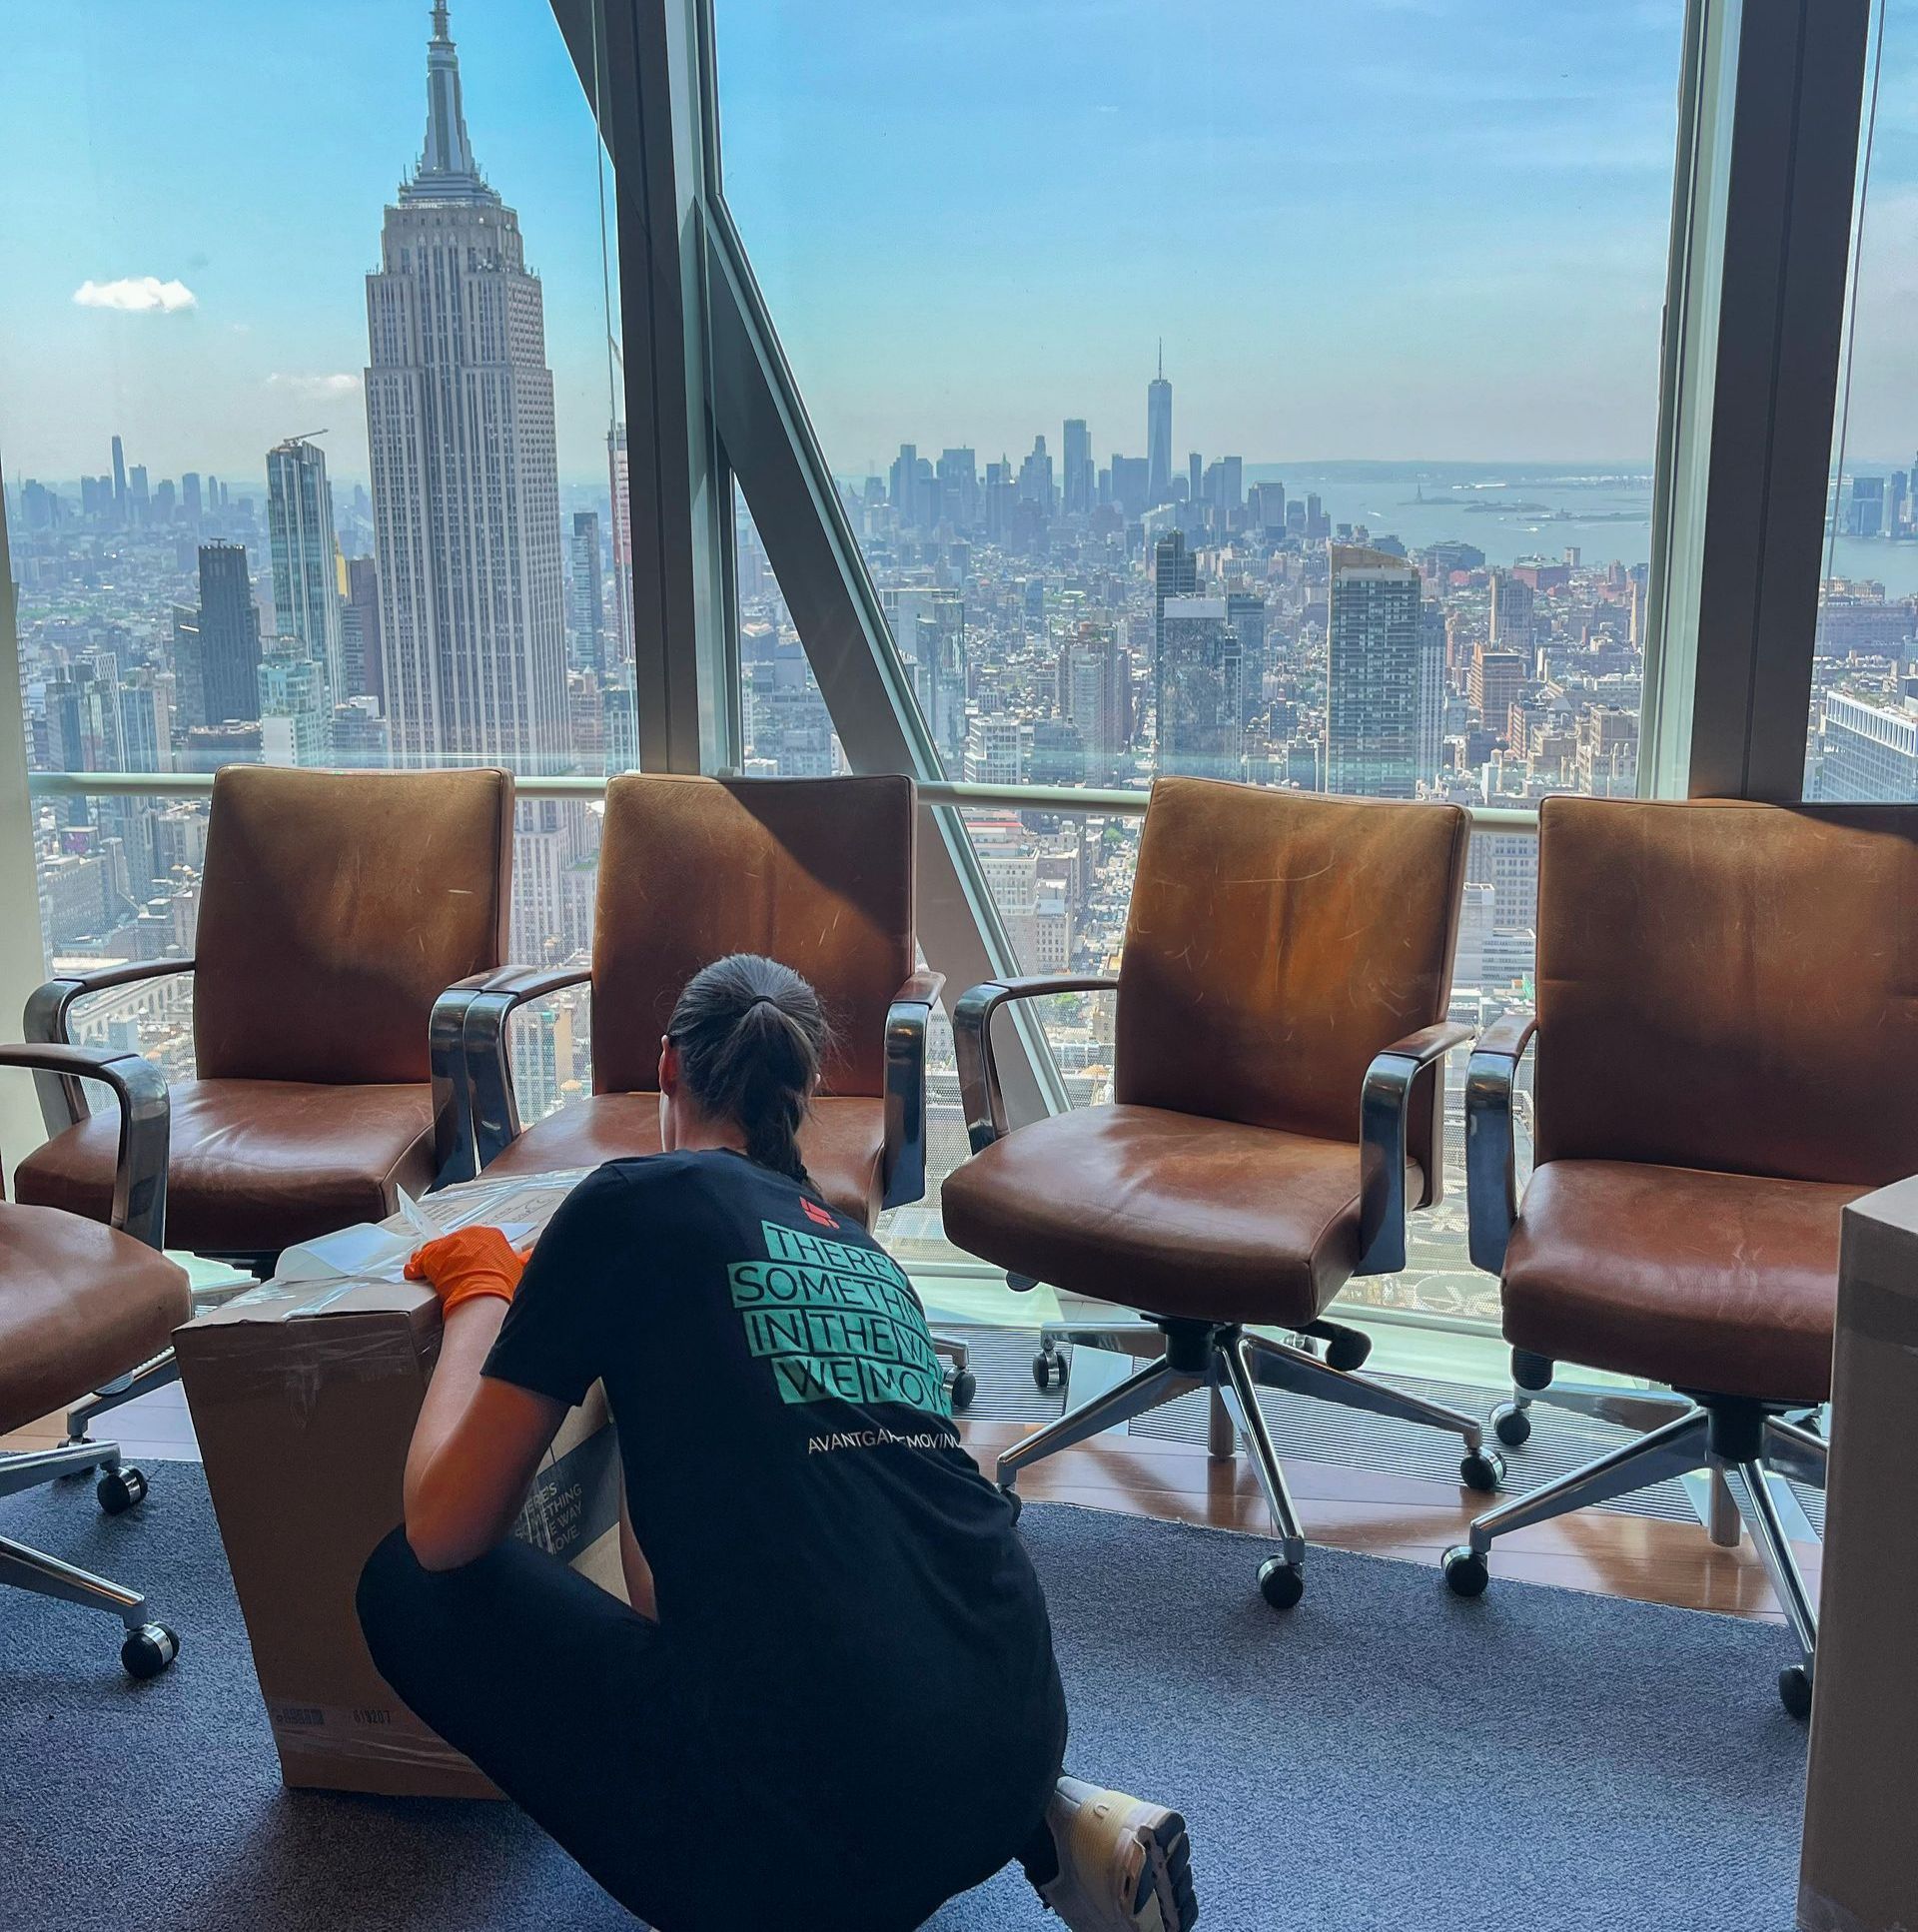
[267, 1702, 483, 1774]
[190, 1331, 428, 1413]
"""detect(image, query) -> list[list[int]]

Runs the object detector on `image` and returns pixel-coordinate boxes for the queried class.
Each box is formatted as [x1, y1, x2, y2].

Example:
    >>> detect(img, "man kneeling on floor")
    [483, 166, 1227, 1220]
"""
[357, 952, 1200, 1932]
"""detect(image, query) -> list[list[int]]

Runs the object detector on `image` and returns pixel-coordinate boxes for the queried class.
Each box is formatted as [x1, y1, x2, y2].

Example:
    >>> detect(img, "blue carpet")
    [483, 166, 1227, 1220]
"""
[0, 1464, 1806, 1929]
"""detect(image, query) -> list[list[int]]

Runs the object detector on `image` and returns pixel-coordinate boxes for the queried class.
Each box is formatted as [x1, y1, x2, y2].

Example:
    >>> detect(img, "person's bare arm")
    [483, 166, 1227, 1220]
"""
[404, 1298, 566, 1572]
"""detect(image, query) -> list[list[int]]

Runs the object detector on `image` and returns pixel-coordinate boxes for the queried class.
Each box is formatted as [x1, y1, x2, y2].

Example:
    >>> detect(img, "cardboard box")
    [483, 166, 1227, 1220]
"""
[175, 1169, 623, 1799]
[1797, 1175, 1918, 1932]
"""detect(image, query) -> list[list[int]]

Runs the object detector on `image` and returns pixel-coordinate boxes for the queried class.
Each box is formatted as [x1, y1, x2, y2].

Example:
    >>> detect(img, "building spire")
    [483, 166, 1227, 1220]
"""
[1158, 338, 1164, 381]
[403, 1, 492, 202]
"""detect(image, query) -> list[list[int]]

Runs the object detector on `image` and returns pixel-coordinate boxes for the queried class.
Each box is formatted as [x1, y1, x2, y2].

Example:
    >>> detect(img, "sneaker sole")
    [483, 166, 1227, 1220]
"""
[1132, 1807, 1198, 1932]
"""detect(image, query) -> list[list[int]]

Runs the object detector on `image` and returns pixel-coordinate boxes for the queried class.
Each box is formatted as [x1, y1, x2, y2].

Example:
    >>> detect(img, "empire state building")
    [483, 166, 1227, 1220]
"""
[365, 3, 568, 778]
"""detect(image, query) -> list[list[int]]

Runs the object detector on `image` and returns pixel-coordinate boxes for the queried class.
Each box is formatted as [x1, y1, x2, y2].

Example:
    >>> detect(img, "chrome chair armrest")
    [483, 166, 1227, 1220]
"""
[429, 970, 520, 1188]
[881, 970, 946, 1212]
[462, 965, 593, 1172]
[25, 957, 195, 1137]
[952, 975, 1119, 1154]
[1357, 1021, 1475, 1277]
[1464, 1009, 1537, 1277]
[0, 1042, 171, 1248]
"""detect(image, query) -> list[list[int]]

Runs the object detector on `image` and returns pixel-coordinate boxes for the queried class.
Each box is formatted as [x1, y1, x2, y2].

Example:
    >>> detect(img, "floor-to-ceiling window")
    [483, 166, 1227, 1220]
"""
[713, 0, 1690, 1321]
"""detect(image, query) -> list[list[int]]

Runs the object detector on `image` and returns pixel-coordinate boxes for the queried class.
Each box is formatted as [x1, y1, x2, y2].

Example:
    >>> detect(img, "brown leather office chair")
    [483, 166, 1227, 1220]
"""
[16, 765, 514, 1435]
[942, 776, 1495, 1606]
[1448, 796, 1904, 1718]
[455, 772, 949, 1320]
[0, 1042, 189, 1677]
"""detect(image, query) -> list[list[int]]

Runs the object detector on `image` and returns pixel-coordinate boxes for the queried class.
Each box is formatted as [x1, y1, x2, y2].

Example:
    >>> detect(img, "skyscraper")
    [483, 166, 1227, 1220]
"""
[1146, 346, 1173, 506]
[913, 595, 967, 767]
[258, 644, 333, 768]
[1417, 599, 1446, 787]
[569, 510, 605, 675]
[607, 425, 634, 675]
[1487, 568, 1535, 651]
[342, 555, 384, 707]
[196, 541, 263, 728]
[1225, 590, 1267, 727]
[1469, 644, 1528, 734]
[266, 434, 345, 699]
[111, 435, 127, 524]
[1062, 419, 1093, 517]
[1326, 545, 1422, 798]
[1017, 436, 1055, 515]
[1151, 528, 1198, 664]
[1058, 624, 1132, 780]
[364, 2, 567, 776]
[1156, 598, 1242, 776]
[936, 448, 979, 529]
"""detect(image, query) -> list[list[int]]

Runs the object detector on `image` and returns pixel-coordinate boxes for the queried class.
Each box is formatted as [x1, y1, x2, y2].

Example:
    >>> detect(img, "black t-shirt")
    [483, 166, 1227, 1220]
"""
[483, 1148, 1060, 1813]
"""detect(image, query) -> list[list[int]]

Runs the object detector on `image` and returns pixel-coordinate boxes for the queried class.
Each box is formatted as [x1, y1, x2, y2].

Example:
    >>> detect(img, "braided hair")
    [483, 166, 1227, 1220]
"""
[665, 954, 830, 1184]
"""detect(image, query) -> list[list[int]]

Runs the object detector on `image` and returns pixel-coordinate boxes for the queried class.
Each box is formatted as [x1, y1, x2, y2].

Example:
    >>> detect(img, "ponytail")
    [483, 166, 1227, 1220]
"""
[666, 954, 830, 1184]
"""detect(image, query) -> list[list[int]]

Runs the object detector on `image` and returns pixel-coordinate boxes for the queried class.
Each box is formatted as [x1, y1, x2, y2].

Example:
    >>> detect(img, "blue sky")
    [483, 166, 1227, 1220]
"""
[0, 0, 619, 487]
[717, 0, 1690, 468]
[4, 0, 1914, 493]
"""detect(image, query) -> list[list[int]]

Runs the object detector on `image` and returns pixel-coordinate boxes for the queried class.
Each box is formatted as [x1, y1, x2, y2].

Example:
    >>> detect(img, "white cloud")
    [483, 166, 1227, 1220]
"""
[72, 276, 198, 314]
[267, 372, 363, 400]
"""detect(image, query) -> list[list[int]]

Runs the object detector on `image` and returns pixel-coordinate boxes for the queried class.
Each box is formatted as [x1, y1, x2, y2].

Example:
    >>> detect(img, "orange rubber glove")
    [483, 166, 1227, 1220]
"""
[405, 1226, 530, 1318]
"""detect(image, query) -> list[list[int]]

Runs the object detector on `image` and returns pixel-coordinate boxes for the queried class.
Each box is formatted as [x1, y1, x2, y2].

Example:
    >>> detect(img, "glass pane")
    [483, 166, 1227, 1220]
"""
[715, 0, 1676, 804]
[735, 486, 845, 776]
[1805, 0, 1918, 800]
[1, 2, 624, 1111]
[716, 2, 1664, 1321]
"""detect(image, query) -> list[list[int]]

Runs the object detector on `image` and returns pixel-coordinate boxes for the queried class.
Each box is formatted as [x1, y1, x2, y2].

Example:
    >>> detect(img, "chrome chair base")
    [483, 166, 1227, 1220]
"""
[65, 1347, 184, 1444]
[1448, 1395, 1821, 1714]
[0, 1440, 178, 1675]
[999, 1319, 1499, 1606]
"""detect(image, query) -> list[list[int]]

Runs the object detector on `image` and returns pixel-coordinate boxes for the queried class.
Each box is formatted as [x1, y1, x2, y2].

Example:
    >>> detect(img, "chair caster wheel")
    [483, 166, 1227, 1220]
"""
[1778, 1664, 1813, 1721]
[948, 1369, 977, 1413]
[121, 1622, 179, 1679]
[1491, 1403, 1531, 1449]
[1325, 1331, 1371, 1373]
[1032, 1350, 1065, 1393]
[97, 1465, 148, 1515]
[1258, 1558, 1304, 1610]
[1459, 1448, 1505, 1493]
[999, 1483, 1023, 1525]
[1441, 1545, 1489, 1596]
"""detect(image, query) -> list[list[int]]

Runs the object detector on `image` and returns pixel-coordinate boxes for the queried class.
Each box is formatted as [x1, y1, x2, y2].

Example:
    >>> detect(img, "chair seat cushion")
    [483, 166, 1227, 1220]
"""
[15, 1078, 439, 1257]
[941, 1103, 1395, 1327]
[484, 1093, 891, 1229]
[0, 1205, 191, 1429]
[1503, 1160, 1860, 1403]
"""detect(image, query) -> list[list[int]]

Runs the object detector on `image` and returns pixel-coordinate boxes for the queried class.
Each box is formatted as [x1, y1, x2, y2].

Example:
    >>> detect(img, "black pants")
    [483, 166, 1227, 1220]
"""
[357, 1529, 1064, 1931]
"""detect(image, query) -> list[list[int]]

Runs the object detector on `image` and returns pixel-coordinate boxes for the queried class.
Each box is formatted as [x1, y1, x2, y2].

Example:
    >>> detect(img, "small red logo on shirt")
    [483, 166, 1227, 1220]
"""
[800, 1197, 840, 1230]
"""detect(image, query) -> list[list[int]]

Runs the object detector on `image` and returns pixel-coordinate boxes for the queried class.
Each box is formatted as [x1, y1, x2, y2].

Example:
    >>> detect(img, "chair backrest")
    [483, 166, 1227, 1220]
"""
[194, 766, 514, 1085]
[1534, 795, 1918, 1186]
[1114, 778, 1469, 1166]
[591, 773, 916, 1100]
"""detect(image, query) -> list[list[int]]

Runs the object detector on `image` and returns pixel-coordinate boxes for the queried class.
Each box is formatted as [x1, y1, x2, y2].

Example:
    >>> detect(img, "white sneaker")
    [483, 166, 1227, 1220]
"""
[1031, 1777, 1198, 1932]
